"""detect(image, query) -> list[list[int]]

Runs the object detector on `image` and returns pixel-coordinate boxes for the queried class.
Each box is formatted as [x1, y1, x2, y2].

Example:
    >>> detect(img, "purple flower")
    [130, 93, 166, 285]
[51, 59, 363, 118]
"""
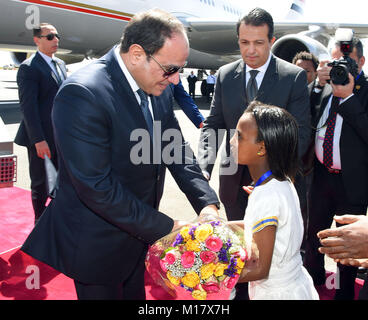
[188, 226, 197, 240]
[225, 239, 232, 249]
[224, 257, 238, 277]
[210, 221, 221, 227]
[172, 233, 184, 247]
[218, 247, 229, 263]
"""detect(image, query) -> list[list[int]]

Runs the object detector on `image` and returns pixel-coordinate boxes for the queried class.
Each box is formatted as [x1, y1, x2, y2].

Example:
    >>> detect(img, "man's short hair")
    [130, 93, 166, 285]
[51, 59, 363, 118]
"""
[120, 9, 186, 56]
[292, 51, 319, 71]
[236, 7, 274, 41]
[33, 23, 53, 37]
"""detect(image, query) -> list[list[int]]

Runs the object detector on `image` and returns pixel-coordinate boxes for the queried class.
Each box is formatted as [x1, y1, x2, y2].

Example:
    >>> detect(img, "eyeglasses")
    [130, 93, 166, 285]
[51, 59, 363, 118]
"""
[39, 33, 60, 41]
[149, 54, 187, 78]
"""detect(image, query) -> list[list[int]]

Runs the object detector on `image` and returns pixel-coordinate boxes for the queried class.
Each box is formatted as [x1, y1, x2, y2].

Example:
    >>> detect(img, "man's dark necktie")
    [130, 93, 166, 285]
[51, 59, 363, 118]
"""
[51, 60, 62, 85]
[246, 70, 259, 102]
[137, 89, 153, 137]
[322, 96, 339, 169]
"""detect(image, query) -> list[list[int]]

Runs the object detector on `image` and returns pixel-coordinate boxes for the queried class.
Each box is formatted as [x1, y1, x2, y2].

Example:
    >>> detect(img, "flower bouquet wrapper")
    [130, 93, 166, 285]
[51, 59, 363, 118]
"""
[145, 214, 258, 300]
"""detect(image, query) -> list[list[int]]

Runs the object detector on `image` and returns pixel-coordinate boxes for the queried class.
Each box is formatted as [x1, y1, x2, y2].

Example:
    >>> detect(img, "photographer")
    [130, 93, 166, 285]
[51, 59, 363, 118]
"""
[304, 32, 368, 300]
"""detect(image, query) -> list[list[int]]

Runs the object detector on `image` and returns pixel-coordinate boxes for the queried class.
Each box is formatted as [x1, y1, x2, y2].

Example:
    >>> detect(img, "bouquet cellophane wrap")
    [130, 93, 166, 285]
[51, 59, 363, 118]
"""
[145, 214, 258, 300]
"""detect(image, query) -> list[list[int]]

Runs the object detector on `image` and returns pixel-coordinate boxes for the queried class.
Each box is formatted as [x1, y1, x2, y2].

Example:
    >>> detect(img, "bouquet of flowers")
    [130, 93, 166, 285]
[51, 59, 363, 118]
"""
[145, 215, 256, 300]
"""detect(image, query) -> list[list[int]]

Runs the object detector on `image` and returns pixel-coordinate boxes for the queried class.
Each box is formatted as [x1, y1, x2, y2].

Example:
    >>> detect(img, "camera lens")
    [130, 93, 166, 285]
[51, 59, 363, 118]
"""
[330, 65, 349, 85]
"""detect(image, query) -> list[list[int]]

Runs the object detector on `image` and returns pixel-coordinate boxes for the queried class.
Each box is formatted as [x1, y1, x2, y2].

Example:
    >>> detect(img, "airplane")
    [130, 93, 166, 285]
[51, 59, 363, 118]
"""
[1, 0, 368, 70]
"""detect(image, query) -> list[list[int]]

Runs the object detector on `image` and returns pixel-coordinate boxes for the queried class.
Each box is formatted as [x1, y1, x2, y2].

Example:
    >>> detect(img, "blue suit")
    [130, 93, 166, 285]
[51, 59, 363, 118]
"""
[21, 48, 219, 298]
[170, 80, 204, 128]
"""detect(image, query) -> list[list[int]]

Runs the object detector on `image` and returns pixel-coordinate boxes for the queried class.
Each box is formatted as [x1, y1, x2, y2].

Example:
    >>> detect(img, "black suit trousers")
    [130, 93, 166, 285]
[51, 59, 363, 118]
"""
[27, 144, 58, 220]
[305, 160, 366, 298]
[74, 247, 147, 300]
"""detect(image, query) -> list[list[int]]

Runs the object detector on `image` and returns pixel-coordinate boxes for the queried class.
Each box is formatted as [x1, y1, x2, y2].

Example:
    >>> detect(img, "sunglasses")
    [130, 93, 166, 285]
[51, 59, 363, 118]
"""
[149, 54, 187, 78]
[39, 33, 60, 41]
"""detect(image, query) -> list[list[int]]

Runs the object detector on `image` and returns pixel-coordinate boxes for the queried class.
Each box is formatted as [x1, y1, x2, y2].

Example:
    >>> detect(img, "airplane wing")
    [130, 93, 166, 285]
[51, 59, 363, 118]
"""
[183, 17, 368, 56]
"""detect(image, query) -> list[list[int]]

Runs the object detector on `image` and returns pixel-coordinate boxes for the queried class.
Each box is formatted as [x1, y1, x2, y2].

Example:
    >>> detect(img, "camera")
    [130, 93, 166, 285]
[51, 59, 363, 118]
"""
[328, 28, 358, 85]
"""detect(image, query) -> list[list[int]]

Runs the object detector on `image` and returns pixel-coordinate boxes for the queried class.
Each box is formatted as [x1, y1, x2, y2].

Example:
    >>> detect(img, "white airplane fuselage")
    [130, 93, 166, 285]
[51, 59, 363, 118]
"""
[0, 0, 243, 68]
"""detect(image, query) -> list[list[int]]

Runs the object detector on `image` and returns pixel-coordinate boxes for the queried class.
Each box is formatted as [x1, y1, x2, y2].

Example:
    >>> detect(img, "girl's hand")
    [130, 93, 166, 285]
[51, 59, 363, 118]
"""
[242, 185, 254, 195]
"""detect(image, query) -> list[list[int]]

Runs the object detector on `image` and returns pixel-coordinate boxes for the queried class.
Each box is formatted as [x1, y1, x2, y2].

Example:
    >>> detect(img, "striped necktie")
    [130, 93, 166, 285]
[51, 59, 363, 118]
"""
[51, 60, 62, 85]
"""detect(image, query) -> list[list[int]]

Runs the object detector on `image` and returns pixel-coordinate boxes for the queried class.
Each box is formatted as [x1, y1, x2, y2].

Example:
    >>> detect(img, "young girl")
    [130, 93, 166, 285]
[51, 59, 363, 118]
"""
[230, 101, 319, 300]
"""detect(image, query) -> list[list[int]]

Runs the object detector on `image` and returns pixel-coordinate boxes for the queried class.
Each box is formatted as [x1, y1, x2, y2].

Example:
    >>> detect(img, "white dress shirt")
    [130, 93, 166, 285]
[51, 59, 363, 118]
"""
[245, 52, 272, 89]
[38, 50, 64, 81]
[315, 94, 353, 169]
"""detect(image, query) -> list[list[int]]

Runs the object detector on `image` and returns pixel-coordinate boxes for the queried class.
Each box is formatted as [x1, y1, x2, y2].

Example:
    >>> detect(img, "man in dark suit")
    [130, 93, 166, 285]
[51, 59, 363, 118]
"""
[198, 8, 310, 222]
[21, 9, 219, 300]
[304, 37, 368, 300]
[198, 7, 310, 299]
[14, 23, 67, 224]
[187, 70, 197, 99]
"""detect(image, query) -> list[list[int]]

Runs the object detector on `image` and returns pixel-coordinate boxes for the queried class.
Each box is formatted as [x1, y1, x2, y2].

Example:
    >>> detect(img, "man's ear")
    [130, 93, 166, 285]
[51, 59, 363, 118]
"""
[128, 44, 146, 66]
[33, 36, 40, 47]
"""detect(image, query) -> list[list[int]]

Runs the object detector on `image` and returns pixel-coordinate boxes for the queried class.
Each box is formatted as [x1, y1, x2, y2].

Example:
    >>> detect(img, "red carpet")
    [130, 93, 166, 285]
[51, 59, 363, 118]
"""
[0, 186, 365, 300]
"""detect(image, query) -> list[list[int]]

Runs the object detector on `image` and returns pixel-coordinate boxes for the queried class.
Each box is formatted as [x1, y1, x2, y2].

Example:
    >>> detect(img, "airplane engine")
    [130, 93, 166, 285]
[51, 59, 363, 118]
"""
[272, 34, 330, 63]
[9, 52, 27, 66]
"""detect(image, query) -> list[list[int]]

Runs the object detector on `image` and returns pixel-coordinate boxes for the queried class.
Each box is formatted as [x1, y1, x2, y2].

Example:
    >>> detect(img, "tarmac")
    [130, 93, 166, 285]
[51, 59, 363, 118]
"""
[0, 68, 338, 273]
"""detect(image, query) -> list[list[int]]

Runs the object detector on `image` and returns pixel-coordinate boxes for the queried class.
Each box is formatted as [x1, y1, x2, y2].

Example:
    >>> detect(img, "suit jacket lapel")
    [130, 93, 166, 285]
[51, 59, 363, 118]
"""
[35, 52, 62, 86]
[106, 48, 152, 136]
[256, 55, 278, 103]
[318, 85, 333, 120]
[233, 60, 247, 115]
[34, 52, 59, 85]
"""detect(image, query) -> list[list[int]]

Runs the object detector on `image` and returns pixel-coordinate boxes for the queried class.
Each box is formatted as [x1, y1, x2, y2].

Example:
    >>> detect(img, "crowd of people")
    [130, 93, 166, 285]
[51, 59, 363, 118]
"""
[14, 7, 368, 300]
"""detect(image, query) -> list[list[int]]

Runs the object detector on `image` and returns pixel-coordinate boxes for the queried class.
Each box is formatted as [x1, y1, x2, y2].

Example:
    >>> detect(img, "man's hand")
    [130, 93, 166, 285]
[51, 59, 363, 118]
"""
[318, 215, 368, 262]
[201, 170, 210, 180]
[331, 73, 354, 99]
[171, 219, 191, 232]
[199, 204, 219, 220]
[34, 140, 51, 159]
[316, 60, 332, 87]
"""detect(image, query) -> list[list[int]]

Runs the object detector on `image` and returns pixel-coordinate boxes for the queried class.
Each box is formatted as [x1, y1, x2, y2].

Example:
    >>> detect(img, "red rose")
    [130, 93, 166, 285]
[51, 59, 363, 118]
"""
[200, 251, 216, 264]
[181, 251, 195, 268]
[224, 273, 240, 289]
[205, 236, 223, 252]
[165, 252, 177, 265]
[202, 281, 220, 293]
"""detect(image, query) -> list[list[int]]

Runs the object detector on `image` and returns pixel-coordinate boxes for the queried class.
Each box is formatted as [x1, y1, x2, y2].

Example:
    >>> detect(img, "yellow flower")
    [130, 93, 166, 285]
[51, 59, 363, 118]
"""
[237, 258, 245, 270]
[166, 271, 181, 286]
[194, 224, 213, 242]
[180, 226, 192, 242]
[214, 263, 228, 277]
[181, 271, 200, 288]
[200, 263, 216, 280]
[192, 289, 207, 300]
[185, 239, 201, 252]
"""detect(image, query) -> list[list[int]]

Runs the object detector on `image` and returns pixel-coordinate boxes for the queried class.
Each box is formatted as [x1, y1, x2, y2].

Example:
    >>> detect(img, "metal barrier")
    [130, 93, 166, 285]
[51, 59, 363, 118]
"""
[0, 116, 17, 188]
